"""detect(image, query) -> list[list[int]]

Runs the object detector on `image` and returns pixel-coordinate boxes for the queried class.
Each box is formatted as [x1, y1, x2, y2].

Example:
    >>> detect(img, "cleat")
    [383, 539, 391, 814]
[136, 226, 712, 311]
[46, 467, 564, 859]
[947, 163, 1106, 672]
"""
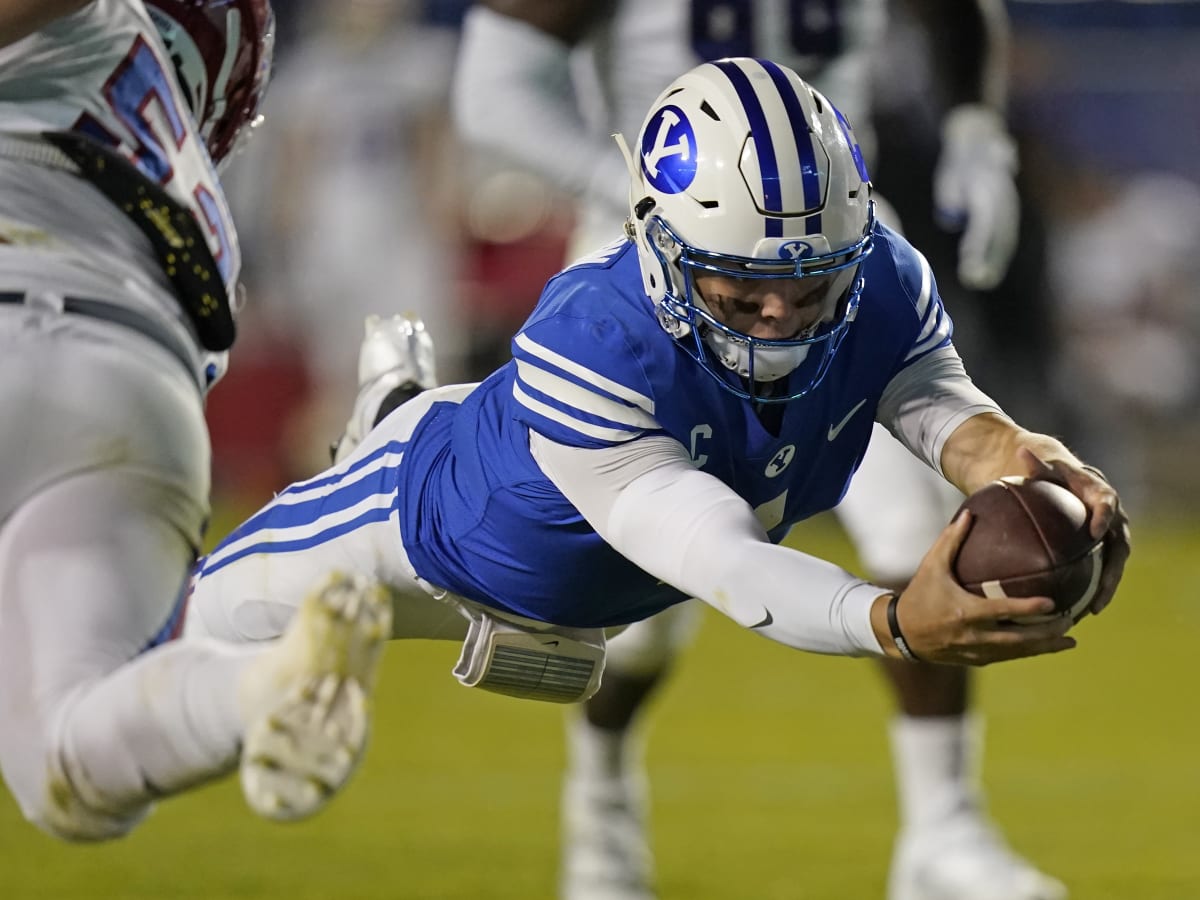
[561, 774, 656, 900]
[889, 813, 1068, 900]
[333, 314, 438, 463]
[239, 572, 392, 823]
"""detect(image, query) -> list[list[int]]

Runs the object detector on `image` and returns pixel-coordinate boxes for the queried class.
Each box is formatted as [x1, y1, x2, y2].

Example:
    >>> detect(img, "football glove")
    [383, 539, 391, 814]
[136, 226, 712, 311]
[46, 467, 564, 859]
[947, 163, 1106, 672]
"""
[933, 104, 1021, 291]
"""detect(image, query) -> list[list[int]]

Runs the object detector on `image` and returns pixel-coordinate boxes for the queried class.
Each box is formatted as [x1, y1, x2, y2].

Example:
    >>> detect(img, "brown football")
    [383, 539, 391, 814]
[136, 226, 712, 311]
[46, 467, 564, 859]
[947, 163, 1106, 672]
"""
[953, 477, 1105, 622]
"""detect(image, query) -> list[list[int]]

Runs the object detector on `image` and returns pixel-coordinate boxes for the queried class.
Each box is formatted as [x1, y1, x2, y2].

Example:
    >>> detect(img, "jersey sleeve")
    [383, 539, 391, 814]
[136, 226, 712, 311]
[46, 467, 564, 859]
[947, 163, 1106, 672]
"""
[510, 282, 662, 449]
[883, 227, 955, 368]
[879, 345, 1008, 477]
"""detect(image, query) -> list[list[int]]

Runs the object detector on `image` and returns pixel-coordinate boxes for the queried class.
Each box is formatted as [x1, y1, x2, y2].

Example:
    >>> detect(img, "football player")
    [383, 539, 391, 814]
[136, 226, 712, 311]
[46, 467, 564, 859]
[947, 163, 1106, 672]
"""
[0, 0, 390, 841]
[449, 1, 1056, 898]
[184, 58, 1130, 897]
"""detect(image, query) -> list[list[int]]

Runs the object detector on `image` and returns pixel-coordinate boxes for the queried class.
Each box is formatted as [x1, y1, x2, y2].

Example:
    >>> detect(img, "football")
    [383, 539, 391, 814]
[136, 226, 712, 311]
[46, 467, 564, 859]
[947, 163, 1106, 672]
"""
[952, 476, 1105, 622]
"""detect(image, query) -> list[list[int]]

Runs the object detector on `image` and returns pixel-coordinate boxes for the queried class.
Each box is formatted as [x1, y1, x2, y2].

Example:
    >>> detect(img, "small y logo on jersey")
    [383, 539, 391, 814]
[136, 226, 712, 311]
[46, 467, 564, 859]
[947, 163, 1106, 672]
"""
[778, 240, 815, 260]
[765, 444, 796, 478]
[641, 105, 697, 194]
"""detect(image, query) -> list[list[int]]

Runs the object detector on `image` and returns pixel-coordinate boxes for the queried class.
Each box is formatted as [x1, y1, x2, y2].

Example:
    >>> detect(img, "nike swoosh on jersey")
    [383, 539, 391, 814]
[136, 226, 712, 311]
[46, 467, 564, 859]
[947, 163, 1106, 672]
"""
[827, 399, 867, 442]
[750, 609, 774, 629]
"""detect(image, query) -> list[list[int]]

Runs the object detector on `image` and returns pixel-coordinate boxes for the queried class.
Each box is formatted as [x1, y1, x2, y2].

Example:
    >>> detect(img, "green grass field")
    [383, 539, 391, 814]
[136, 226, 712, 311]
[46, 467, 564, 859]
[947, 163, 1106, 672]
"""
[2, 513, 1198, 899]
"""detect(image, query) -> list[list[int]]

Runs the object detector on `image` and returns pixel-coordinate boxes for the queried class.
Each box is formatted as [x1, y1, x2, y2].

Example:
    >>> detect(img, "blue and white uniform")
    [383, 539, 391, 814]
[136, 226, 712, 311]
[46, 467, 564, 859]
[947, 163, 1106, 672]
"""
[187, 223, 998, 656]
[453, 0, 966, 598]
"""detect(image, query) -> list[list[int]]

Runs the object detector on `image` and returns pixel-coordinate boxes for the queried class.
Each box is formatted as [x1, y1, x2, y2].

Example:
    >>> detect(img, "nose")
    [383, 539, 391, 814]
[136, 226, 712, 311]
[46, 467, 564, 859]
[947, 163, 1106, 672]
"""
[758, 289, 791, 321]
[755, 288, 810, 338]
[753, 289, 820, 340]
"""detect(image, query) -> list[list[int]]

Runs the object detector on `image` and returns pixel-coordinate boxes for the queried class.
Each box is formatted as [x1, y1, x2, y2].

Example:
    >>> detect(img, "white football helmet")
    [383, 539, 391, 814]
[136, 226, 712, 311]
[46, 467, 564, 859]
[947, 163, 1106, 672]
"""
[620, 58, 875, 402]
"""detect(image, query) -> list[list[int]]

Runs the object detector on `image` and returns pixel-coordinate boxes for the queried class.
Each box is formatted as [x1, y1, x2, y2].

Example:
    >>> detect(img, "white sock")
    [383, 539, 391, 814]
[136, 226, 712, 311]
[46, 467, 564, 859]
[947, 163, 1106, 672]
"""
[889, 713, 985, 832]
[565, 712, 643, 783]
[56, 637, 263, 816]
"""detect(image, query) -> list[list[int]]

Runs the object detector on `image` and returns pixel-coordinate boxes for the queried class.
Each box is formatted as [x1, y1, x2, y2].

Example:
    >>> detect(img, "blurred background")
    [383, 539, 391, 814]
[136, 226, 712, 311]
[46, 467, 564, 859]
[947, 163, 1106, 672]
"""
[204, 0, 1200, 523]
[3, 1, 1198, 898]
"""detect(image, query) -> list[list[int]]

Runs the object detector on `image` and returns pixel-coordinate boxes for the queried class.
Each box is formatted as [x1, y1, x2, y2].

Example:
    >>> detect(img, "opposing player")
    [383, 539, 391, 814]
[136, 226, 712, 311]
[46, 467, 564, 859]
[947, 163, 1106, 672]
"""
[449, 2, 1049, 898]
[0, 0, 390, 841]
[185, 60, 1130, 897]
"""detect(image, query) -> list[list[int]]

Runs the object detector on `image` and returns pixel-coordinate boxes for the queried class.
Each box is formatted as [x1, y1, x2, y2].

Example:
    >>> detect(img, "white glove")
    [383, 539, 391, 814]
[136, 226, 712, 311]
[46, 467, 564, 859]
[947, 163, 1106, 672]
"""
[933, 104, 1021, 291]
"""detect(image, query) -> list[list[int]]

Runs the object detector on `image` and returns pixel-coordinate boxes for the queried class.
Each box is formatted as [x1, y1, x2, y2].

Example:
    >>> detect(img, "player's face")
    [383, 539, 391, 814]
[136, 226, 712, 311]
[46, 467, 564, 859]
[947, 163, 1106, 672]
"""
[693, 272, 837, 341]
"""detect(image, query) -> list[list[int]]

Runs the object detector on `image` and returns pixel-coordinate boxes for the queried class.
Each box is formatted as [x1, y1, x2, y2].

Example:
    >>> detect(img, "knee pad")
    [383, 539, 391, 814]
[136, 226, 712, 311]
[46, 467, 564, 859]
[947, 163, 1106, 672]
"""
[604, 601, 702, 678]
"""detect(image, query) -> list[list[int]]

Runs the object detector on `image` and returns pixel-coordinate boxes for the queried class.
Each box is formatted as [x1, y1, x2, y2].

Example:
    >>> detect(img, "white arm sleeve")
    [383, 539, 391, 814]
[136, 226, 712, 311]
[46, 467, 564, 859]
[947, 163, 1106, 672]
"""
[529, 432, 885, 657]
[878, 345, 1010, 478]
[452, 6, 628, 216]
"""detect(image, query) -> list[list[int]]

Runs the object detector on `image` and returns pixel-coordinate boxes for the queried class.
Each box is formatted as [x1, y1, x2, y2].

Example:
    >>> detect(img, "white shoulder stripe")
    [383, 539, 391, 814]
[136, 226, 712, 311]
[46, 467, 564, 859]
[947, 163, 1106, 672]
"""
[513, 381, 643, 443]
[905, 316, 953, 361]
[915, 303, 943, 346]
[514, 331, 655, 413]
[913, 253, 943, 346]
[515, 359, 659, 431]
[912, 250, 933, 322]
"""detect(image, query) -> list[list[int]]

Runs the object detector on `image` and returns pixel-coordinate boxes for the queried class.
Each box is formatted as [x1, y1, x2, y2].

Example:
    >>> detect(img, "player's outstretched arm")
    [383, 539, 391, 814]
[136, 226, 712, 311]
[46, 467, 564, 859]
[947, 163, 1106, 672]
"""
[534, 432, 1096, 666]
[0, 0, 93, 47]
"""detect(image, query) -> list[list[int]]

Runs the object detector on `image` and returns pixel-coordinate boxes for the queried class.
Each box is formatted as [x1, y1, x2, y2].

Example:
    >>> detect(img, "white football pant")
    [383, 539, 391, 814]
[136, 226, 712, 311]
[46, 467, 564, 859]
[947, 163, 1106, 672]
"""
[185, 385, 481, 647]
[0, 305, 260, 841]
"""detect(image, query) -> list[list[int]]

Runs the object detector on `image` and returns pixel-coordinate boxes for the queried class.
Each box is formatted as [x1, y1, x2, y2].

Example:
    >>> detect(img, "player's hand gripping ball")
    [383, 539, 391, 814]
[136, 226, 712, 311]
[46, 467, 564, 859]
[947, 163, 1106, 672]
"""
[953, 477, 1105, 623]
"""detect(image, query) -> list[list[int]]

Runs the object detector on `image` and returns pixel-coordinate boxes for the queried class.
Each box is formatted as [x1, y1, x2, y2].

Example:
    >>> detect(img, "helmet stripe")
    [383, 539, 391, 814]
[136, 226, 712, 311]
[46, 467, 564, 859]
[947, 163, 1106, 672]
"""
[759, 58, 823, 236]
[712, 59, 783, 237]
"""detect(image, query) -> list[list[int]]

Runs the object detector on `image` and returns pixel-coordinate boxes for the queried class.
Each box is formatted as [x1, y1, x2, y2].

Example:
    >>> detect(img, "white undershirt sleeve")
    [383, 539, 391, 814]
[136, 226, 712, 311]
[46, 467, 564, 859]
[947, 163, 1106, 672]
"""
[452, 7, 628, 216]
[529, 431, 886, 657]
[878, 345, 1010, 479]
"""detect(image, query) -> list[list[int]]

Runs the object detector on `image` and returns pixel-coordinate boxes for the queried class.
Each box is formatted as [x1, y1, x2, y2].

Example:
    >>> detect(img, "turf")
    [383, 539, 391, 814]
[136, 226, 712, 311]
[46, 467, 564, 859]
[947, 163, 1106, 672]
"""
[1, 514, 1197, 899]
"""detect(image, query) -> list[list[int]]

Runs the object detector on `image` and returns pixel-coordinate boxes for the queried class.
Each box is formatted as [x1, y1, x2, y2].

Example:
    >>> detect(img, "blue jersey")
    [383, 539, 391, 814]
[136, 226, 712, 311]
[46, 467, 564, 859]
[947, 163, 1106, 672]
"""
[399, 222, 950, 628]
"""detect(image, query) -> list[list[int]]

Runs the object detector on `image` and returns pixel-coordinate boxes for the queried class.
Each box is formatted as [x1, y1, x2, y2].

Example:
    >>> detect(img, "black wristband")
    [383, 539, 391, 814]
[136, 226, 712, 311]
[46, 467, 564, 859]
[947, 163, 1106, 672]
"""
[886, 593, 921, 662]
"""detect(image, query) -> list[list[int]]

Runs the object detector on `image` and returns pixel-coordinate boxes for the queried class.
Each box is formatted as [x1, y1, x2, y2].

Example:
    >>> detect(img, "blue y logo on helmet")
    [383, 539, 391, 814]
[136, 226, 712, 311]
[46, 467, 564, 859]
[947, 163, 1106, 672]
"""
[778, 240, 815, 260]
[641, 105, 697, 194]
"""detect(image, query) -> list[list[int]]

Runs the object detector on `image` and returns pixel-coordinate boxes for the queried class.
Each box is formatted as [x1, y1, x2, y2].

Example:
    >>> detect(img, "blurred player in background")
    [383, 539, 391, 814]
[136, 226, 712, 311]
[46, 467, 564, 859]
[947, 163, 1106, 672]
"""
[185, 58, 1128, 895]
[223, 0, 465, 476]
[450, 2, 1064, 899]
[0, 0, 390, 840]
